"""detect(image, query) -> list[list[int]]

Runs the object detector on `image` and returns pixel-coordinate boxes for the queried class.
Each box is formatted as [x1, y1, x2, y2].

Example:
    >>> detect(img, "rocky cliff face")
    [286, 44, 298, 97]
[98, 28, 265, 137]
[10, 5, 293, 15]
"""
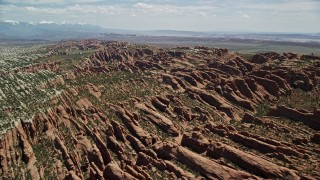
[0, 40, 319, 179]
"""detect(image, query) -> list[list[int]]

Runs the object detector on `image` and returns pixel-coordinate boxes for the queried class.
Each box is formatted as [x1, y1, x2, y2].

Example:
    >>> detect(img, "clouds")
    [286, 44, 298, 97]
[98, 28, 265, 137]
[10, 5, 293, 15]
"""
[1, 2, 217, 17]
[240, 1, 320, 12]
[242, 14, 251, 19]
[133, 2, 217, 17]
[0, 0, 319, 32]
[1, 0, 64, 4]
[39, 20, 55, 24]
[1, 0, 103, 5]
[134, 3, 153, 9]
[133, 3, 177, 15]
[3, 4, 124, 15]
[3, 20, 19, 25]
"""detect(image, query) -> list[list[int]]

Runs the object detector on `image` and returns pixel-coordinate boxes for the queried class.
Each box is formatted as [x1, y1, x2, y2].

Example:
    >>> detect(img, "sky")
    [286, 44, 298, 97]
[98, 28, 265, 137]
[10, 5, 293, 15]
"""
[0, 0, 319, 33]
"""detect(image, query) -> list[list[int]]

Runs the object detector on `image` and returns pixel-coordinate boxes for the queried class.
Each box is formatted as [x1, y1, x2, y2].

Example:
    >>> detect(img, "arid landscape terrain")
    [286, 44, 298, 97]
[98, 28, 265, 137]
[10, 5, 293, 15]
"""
[0, 39, 319, 179]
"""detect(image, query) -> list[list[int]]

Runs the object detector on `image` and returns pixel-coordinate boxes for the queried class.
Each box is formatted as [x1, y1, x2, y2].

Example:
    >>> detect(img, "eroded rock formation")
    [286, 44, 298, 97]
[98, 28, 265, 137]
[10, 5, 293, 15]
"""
[1, 40, 319, 179]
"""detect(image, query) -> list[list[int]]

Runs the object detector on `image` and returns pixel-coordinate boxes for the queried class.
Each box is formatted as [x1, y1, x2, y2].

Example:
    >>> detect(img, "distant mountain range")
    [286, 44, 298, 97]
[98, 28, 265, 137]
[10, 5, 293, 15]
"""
[0, 21, 108, 40]
[1, 21, 320, 43]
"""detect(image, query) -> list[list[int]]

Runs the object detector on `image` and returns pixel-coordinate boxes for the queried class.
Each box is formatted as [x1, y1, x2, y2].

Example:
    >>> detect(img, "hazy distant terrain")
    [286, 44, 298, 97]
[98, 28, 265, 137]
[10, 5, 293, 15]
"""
[1, 21, 319, 55]
[99, 35, 320, 55]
